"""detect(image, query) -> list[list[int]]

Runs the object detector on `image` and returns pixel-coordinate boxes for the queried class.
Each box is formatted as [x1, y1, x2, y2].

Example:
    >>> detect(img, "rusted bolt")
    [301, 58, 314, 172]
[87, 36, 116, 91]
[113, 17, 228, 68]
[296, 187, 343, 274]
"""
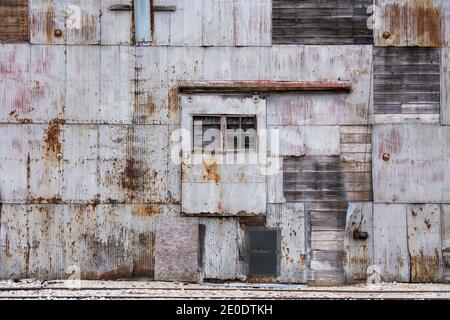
[54, 29, 63, 38]
[382, 153, 390, 161]
[56, 153, 63, 160]
[187, 95, 193, 103]
[382, 31, 391, 39]
[253, 95, 259, 103]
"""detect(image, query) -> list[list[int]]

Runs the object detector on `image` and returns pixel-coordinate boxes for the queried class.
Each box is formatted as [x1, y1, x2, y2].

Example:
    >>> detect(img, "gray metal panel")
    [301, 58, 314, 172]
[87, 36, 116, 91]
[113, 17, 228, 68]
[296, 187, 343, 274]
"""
[373, 125, 450, 203]
[373, 203, 410, 282]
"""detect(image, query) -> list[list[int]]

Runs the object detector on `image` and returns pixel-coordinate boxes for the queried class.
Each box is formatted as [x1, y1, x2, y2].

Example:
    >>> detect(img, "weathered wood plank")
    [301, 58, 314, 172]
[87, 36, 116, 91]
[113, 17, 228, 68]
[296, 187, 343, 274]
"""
[373, 203, 410, 282]
[0, 0, 28, 43]
[273, 0, 373, 45]
[443, 48, 450, 125]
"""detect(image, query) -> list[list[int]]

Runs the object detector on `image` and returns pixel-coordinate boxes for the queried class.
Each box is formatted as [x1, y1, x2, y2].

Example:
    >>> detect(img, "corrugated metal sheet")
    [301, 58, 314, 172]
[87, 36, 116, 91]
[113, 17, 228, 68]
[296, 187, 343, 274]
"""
[30, 0, 101, 44]
[407, 204, 443, 283]
[1, 204, 177, 279]
[442, 205, 450, 283]
[373, 47, 441, 116]
[374, 0, 445, 46]
[344, 202, 373, 283]
[373, 203, 410, 282]
[100, 0, 133, 45]
[0, 0, 29, 43]
[267, 203, 306, 283]
[373, 125, 450, 203]
[272, 0, 373, 45]
[443, 48, 450, 126]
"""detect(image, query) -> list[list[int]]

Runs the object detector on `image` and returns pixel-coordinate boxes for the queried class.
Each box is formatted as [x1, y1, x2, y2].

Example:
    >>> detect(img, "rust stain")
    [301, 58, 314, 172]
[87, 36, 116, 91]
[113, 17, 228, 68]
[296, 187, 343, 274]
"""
[44, 119, 63, 159]
[98, 267, 132, 280]
[411, 249, 441, 282]
[202, 161, 220, 184]
[410, 0, 443, 46]
[132, 204, 161, 217]
[28, 196, 62, 204]
[121, 158, 139, 191]
[379, 128, 401, 158]
[168, 87, 180, 120]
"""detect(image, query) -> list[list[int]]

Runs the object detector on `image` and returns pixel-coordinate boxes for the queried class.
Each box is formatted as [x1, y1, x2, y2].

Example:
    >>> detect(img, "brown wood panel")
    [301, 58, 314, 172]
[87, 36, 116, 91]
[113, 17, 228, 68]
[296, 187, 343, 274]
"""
[273, 0, 373, 45]
[0, 0, 28, 43]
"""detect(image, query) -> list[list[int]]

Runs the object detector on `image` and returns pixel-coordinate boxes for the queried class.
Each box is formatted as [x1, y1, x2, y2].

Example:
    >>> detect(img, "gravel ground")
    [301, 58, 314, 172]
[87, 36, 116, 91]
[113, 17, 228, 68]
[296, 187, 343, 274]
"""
[1, 280, 450, 299]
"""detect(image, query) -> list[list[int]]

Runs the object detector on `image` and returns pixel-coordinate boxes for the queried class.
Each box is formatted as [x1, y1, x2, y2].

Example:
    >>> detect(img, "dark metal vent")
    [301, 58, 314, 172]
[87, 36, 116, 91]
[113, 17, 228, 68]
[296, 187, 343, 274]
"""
[245, 228, 280, 276]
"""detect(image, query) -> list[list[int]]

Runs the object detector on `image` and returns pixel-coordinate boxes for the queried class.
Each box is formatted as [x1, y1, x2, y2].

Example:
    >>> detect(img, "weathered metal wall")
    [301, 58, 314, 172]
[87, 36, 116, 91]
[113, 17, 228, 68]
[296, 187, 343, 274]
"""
[1, 0, 450, 285]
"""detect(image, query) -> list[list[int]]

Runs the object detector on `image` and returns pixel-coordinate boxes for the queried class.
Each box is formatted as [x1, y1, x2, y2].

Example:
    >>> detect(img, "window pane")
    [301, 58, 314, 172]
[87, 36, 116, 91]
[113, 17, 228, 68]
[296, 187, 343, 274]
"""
[241, 117, 256, 151]
[226, 117, 240, 152]
[193, 116, 221, 151]
[226, 116, 256, 152]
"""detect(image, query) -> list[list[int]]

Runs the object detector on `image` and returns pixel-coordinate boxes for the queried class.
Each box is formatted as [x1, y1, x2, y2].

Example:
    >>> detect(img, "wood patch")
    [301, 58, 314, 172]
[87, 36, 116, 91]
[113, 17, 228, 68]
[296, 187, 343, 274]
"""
[272, 0, 373, 45]
[0, 0, 29, 43]
[373, 47, 441, 115]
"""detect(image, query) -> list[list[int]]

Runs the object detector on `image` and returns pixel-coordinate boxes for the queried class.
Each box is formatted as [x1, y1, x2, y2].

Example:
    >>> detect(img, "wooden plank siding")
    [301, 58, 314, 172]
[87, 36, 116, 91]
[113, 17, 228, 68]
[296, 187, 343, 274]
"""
[373, 47, 441, 117]
[0, 0, 29, 43]
[283, 126, 372, 285]
[272, 0, 373, 45]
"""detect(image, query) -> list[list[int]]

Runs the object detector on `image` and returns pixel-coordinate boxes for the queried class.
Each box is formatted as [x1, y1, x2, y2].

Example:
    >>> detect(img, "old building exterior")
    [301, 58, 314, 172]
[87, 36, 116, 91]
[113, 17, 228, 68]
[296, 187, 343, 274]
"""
[0, 0, 450, 286]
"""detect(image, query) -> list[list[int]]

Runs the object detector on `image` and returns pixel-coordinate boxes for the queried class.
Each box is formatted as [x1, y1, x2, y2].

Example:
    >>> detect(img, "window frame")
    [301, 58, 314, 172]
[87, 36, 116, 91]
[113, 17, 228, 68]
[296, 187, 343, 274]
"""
[192, 114, 258, 155]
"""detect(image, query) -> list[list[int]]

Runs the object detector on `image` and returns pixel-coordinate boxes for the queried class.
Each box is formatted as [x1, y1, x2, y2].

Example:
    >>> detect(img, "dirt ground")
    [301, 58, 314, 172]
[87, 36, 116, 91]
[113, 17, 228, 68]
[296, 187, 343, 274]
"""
[1, 280, 450, 299]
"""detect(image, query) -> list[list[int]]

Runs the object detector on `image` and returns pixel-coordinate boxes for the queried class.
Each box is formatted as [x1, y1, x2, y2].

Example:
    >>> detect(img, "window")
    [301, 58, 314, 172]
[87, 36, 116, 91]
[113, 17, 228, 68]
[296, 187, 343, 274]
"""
[0, 0, 29, 43]
[193, 115, 257, 153]
[245, 228, 280, 276]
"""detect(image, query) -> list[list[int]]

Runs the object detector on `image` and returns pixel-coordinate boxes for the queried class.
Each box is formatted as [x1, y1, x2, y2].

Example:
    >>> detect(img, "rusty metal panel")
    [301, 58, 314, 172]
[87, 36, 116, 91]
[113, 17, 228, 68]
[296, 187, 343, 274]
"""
[135, 47, 172, 124]
[154, 214, 199, 282]
[344, 202, 374, 283]
[28, 124, 63, 203]
[62, 125, 99, 203]
[235, 0, 271, 46]
[100, 0, 133, 45]
[0, 125, 29, 202]
[202, 0, 235, 46]
[267, 203, 306, 283]
[100, 46, 135, 124]
[30, 0, 101, 44]
[373, 125, 450, 203]
[443, 48, 450, 125]
[0, 44, 31, 122]
[442, 204, 450, 283]
[373, 203, 410, 282]
[0, 205, 29, 279]
[66, 46, 101, 123]
[27, 205, 66, 278]
[375, 0, 445, 46]
[98, 124, 170, 204]
[200, 218, 240, 281]
[181, 94, 267, 216]
[0, 0, 29, 43]
[169, 0, 202, 46]
[407, 204, 442, 283]
[230, 47, 272, 80]
[203, 47, 232, 80]
[29, 46, 66, 123]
